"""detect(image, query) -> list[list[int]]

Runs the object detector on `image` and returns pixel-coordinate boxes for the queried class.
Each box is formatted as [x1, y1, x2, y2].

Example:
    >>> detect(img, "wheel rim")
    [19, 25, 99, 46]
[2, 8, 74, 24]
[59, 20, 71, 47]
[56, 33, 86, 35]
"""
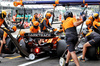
[59, 57, 65, 66]
[29, 53, 35, 60]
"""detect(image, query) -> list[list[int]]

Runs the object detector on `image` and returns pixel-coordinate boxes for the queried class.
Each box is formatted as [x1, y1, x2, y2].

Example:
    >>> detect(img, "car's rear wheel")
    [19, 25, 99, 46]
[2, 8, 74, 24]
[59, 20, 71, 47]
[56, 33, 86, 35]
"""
[57, 40, 67, 57]
[85, 46, 98, 60]
[19, 39, 27, 57]
[4, 38, 16, 54]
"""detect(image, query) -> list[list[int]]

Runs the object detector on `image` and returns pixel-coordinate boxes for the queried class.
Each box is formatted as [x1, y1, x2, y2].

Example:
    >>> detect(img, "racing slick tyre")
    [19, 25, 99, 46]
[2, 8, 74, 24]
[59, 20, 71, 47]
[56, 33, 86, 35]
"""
[85, 46, 98, 60]
[3, 38, 16, 54]
[19, 39, 27, 57]
[57, 40, 67, 57]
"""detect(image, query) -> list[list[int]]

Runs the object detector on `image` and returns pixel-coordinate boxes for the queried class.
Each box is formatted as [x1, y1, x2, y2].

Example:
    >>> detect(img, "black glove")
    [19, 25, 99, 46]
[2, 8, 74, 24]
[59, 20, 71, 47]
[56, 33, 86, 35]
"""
[82, 15, 86, 21]
[50, 28, 54, 30]
[80, 12, 84, 16]
[90, 26, 94, 29]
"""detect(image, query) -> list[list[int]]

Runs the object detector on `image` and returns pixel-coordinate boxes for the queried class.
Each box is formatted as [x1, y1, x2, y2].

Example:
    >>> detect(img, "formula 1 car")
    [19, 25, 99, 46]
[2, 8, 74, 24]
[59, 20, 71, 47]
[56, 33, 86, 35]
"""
[17, 29, 67, 60]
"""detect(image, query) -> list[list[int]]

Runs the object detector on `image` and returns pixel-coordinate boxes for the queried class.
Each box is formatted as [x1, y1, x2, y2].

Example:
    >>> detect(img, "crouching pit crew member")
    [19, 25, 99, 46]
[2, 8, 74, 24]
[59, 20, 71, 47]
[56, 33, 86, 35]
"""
[40, 13, 54, 33]
[30, 21, 40, 33]
[0, 25, 17, 62]
[63, 11, 86, 66]
[0, 10, 15, 61]
[80, 29, 100, 62]
[30, 21, 42, 46]
[40, 13, 56, 45]
[88, 14, 100, 34]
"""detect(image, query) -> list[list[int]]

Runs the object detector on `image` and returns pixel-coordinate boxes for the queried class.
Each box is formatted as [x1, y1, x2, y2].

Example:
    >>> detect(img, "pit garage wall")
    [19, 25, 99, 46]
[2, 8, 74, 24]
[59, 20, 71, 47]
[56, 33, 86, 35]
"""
[0, 0, 52, 1]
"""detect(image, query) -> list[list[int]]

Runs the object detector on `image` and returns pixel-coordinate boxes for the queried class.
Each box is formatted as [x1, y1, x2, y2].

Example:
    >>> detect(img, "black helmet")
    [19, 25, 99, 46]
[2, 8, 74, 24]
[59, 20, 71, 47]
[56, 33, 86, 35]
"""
[64, 11, 73, 20]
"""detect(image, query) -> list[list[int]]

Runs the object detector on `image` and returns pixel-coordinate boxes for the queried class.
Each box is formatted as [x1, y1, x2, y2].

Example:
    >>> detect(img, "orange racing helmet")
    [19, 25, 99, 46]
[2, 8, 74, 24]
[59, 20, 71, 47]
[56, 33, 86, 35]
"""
[33, 21, 39, 26]
[20, 31, 25, 36]
[86, 20, 92, 25]
[46, 13, 51, 19]
[88, 16, 93, 21]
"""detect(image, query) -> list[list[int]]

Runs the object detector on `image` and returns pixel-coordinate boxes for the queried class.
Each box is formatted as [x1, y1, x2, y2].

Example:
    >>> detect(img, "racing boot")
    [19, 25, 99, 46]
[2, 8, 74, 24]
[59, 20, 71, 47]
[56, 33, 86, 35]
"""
[64, 63, 69, 66]
[79, 57, 85, 62]
[0, 54, 3, 63]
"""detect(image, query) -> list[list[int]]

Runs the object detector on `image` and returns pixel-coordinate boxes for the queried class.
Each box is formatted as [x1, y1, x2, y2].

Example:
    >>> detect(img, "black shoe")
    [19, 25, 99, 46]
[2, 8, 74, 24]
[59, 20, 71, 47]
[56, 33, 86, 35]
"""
[0, 54, 3, 62]
[0, 54, 2, 57]
[64, 63, 68, 66]
[79, 57, 85, 62]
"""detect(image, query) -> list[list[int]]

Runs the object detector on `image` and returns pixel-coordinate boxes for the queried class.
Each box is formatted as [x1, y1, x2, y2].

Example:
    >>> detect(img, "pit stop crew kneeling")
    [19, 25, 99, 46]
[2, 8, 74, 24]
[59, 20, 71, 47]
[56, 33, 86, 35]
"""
[30, 21, 42, 46]
[88, 13, 100, 34]
[80, 29, 100, 62]
[0, 10, 14, 59]
[30, 21, 40, 33]
[63, 11, 86, 66]
[0, 26, 17, 61]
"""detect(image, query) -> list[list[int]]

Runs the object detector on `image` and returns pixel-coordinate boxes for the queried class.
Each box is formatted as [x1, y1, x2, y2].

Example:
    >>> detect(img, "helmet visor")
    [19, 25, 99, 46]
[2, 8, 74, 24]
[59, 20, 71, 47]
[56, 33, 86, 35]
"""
[3, 14, 6, 18]
[34, 26, 38, 29]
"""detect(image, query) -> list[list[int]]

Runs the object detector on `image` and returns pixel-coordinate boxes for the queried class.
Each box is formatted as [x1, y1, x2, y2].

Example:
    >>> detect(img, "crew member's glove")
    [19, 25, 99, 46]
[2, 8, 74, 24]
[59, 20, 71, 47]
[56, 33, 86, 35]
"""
[80, 12, 84, 16]
[82, 15, 86, 22]
[49, 28, 54, 32]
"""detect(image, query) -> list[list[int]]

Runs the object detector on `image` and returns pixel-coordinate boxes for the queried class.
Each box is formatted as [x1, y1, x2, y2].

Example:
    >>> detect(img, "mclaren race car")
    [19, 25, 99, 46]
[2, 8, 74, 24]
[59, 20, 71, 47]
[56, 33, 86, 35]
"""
[17, 29, 67, 60]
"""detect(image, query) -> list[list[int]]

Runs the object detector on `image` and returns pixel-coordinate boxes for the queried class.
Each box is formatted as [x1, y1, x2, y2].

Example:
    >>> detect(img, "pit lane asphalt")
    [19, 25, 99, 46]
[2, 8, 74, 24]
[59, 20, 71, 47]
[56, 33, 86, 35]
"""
[1, 22, 100, 66]
[1, 53, 100, 66]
